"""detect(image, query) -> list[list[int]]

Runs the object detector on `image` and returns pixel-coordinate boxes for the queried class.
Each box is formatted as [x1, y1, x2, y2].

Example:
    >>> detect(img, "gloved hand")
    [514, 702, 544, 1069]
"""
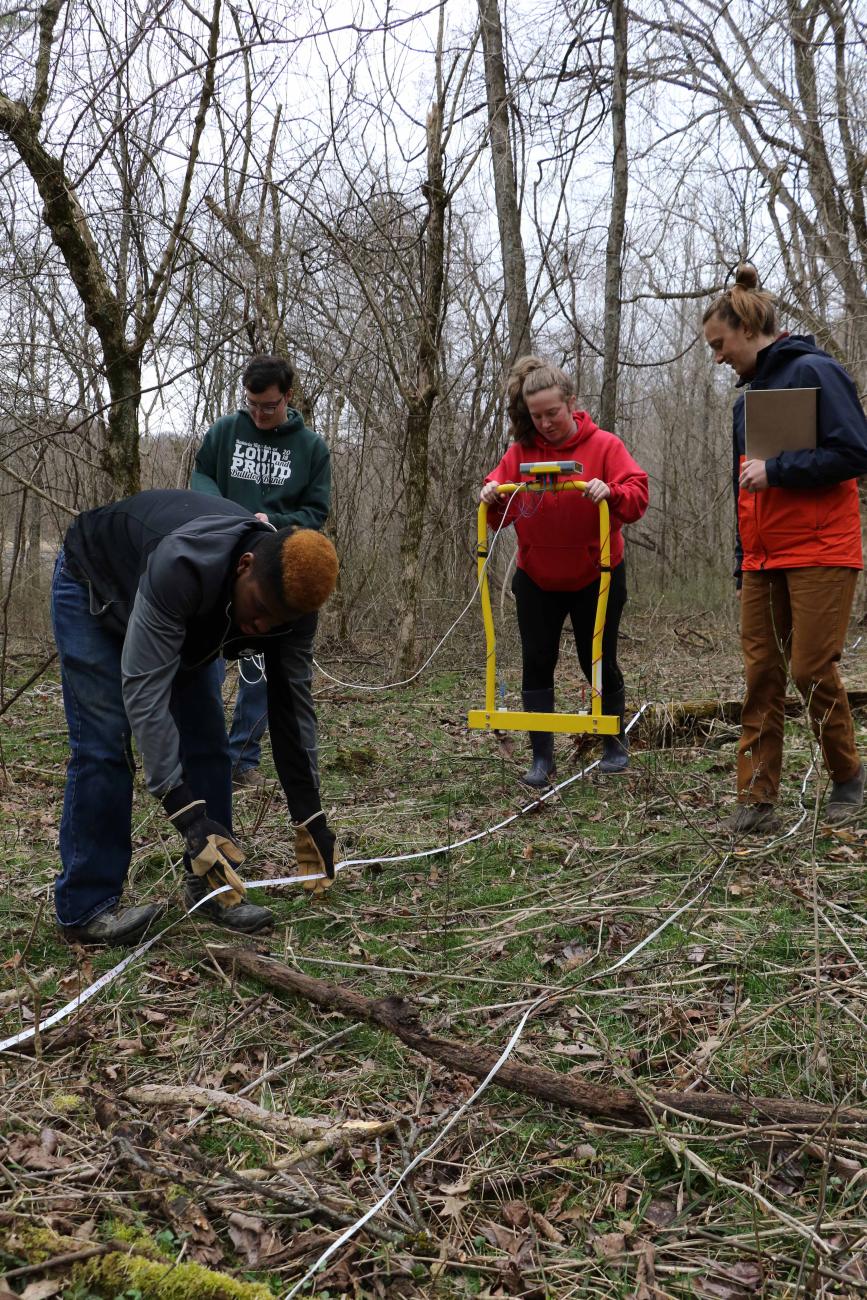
[163, 785, 247, 907]
[294, 811, 336, 894]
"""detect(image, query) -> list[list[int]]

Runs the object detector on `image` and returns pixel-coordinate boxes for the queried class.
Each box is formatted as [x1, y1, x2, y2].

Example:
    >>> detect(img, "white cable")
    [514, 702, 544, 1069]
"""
[282, 993, 543, 1299]
[238, 653, 266, 686]
[313, 496, 520, 692]
[0, 707, 647, 1056]
[3, 702, 825, 1057]
[328, 704, 649, 872]
[0, 881, 234, 1055]
[282, 778, 728, 1300]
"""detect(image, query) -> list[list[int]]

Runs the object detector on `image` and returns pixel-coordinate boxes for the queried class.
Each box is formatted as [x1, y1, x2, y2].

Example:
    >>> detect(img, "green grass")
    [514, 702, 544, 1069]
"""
[1, 624, 866, 1297]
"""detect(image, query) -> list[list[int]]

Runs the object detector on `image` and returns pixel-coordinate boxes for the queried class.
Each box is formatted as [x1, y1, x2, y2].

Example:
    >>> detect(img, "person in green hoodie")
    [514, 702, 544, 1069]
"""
[192, 355, 331, 791]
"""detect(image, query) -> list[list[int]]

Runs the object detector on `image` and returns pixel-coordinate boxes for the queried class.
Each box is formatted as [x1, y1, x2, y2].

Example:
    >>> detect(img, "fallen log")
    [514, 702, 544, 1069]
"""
[641, 691, 867, 745]
[210, 946, 867, 1135]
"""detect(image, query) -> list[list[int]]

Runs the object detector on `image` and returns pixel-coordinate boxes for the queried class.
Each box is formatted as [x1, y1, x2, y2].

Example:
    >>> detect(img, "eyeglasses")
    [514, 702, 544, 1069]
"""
[242, 397, 284, 415]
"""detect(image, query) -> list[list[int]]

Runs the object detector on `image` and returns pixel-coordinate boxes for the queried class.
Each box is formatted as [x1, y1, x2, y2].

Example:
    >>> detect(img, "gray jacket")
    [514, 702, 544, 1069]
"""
[63, 490, 320, 820]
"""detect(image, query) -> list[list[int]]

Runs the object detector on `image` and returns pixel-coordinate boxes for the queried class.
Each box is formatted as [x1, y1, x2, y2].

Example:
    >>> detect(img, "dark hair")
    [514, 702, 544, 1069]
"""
[252, 527, 338, 615]
[242, 354, 295, 395]
[506, 355, 576, 446]
[702, 264, 777, 336]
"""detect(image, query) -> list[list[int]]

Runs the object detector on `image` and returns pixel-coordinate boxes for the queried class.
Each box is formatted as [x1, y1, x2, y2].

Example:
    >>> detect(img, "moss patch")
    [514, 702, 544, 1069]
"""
[75, 1250, 275, 1299]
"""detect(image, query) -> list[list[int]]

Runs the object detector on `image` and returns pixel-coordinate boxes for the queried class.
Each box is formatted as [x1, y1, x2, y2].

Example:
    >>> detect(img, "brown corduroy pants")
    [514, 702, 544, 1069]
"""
[737, 567, 861, 804]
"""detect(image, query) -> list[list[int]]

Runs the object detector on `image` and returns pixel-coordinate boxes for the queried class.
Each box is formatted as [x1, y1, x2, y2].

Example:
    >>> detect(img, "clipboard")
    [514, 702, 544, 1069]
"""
[744, 388, 817, 460]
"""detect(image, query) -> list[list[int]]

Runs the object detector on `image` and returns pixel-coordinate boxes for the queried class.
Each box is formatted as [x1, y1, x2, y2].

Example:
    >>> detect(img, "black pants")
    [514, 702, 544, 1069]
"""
[512, 562, 627, 696]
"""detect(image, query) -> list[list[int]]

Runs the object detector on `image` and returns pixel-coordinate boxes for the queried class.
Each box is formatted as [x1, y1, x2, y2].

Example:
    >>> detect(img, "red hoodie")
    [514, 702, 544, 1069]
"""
[484, 412, 649, 591]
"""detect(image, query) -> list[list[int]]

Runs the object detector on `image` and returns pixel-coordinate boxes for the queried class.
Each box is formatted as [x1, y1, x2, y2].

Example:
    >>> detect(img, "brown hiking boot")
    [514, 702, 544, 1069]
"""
[231, 767, 271, 792]
[825, 764, 864, 827]
[723, 803, 781, 835]
[59, 901, 167, 947]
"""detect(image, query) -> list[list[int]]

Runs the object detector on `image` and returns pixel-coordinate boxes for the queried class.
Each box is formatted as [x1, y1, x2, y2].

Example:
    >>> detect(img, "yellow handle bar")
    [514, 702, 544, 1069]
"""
[477, 480, 611, 719]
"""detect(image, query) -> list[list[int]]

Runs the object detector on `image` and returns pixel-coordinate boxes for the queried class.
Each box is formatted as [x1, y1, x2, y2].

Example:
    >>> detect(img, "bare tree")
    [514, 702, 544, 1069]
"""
[477, 0, 532, 362]
[632, 0, 867, 381]
[0, 0, 223, 495]
[599, 0, 628, 431]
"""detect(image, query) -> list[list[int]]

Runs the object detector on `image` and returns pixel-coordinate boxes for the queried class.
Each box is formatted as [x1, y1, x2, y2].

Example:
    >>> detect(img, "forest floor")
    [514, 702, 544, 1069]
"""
[1, 605, 867, 1299]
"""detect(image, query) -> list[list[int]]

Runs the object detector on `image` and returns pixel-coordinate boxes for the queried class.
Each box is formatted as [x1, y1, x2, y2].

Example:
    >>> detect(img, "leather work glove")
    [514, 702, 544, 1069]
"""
[294, 810, 336, 895]
[163, 785, 247, 907]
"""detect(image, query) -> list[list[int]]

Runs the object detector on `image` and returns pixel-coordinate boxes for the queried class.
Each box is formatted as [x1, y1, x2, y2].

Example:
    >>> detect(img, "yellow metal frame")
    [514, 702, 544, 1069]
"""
[468, 480, 620, 735]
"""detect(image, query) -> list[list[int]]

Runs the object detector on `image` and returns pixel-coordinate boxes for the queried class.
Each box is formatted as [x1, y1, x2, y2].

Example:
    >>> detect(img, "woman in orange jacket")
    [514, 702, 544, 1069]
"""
[703, 264, 867, 832]
[481, 356, 648, 786]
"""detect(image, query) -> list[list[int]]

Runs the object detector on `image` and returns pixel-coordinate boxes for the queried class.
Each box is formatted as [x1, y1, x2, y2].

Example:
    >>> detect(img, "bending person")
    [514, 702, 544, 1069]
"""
[481, 356, 648, 786]
[702, 264, 867, 832]
[51, 489, 338, 945]
[192, 355, 331, 791]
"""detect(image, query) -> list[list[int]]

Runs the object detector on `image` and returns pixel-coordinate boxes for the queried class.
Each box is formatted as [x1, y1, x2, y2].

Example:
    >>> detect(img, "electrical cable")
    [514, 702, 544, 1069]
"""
[281, 791, 732, 1300]
[238, 652, 266, 685]
[0, 708, 647, 1057]
[312, 495, 521, 691]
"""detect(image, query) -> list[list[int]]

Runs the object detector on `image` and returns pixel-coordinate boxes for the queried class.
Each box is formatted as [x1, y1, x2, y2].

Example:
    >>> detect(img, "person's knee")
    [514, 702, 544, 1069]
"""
[790, 659, 835, 701]
[742, 647, 787, 685]
[523, 667, 556, 690]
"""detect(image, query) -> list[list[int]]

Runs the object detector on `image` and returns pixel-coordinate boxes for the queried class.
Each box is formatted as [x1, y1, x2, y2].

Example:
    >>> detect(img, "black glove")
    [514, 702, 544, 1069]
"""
[163, 785, 247, 905]
[294, 811, 336, 892]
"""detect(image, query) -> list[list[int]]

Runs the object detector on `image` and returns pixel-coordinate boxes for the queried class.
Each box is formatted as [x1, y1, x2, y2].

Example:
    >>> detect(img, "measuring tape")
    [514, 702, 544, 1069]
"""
[0, 707, 652, 1056]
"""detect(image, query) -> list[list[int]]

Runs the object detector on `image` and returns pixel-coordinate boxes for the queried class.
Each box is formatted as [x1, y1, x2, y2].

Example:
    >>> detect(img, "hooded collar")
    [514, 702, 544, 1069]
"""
[523, 410, 599, 454]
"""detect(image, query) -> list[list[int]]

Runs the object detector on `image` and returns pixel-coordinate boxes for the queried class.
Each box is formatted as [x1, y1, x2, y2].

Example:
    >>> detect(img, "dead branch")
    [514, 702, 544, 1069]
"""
[126, 1083, 398, 1152]
[0, 654, 58, 718]
[209, 946, 867, 1135]
[2, 1239, 155, 1281]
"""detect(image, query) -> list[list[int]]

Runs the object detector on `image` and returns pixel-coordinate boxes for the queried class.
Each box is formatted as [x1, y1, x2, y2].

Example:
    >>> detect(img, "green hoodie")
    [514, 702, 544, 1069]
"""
[191, 407, 331, 530]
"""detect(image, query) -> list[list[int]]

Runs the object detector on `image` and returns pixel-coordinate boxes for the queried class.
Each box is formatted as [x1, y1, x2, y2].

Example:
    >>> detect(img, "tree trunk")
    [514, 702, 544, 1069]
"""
[599, 0, 628, 433]
[0, 97, 142, 495]
[477, 0, 531, 363]
[396, 99, 448, 674]
[102, 353, 144, 497]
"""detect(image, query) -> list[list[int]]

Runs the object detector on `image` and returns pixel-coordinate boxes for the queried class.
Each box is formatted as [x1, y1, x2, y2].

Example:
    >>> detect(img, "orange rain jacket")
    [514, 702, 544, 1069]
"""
[733, 335, 867, 582]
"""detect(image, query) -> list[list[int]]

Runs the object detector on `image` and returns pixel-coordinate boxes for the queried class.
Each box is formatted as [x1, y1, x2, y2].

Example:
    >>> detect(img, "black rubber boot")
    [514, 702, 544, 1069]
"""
[184, 873, 275, 933]
[521, 688, 556, 788]
[599, 689, 629, 774]
[59, 901, 167, 947]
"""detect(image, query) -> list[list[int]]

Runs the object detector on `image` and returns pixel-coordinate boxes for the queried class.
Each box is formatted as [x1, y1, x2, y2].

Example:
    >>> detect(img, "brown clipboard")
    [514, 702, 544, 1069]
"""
[744, 387, 818, 460]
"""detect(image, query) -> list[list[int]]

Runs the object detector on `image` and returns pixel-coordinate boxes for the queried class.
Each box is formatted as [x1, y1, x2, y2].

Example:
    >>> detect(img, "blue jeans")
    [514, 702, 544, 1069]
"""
[226, 657, 269, 773]
[50, 551, 232, 928]
[223, 630, 319, 784]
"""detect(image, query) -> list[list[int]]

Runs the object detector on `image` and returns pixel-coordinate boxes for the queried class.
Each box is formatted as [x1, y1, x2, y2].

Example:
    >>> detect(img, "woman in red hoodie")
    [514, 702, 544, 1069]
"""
[481, 356, 649, 786]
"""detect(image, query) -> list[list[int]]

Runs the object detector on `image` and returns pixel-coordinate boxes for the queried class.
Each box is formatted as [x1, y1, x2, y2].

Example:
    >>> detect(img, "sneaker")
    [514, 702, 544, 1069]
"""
[231, 767, 271, 792]
[184, 874, 274, 933]
[825, 764, 865, 827]
[59, 901, 167, 947]
[723, 802, 781, 835]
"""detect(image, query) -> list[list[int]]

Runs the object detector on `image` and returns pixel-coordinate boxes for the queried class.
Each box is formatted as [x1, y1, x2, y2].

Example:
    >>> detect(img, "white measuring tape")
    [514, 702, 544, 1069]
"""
[282, 823, 735, 1299]
[0, 708, 649, 1057]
